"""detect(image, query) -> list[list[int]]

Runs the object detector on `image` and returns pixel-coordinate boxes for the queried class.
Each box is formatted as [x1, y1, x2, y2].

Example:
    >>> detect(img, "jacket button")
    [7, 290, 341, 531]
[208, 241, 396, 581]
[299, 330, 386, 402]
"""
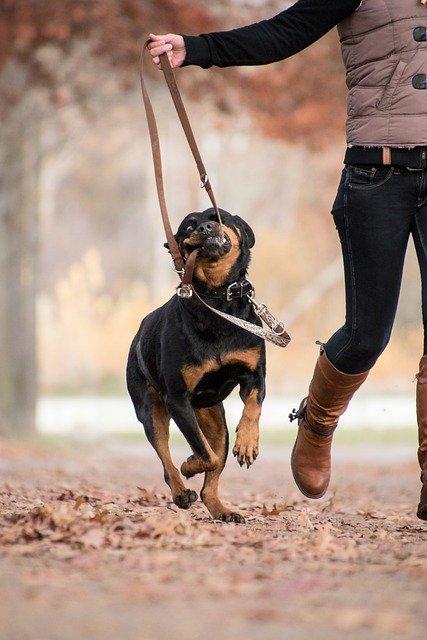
[413, 26, 426, 42]
[412, 74, 427, 90]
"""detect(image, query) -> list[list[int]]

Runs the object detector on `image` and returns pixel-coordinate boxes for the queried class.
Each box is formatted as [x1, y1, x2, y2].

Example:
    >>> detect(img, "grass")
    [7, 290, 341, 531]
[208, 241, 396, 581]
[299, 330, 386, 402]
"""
[2, 427, 416, 449]
[112, 426, 417, 447]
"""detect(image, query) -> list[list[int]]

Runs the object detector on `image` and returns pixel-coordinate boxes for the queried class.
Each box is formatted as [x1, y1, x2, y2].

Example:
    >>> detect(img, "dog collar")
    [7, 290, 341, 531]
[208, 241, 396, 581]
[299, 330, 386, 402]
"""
[193, 278, 254, 302]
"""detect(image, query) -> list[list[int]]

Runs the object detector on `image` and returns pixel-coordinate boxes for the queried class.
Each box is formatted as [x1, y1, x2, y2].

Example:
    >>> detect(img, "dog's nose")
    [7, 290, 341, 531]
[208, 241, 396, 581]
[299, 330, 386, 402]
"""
[197, 221, 214, 235]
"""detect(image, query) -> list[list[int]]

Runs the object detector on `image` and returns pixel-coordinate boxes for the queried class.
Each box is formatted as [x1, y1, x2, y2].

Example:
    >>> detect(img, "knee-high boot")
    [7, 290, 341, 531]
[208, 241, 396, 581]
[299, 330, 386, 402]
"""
[290, 348, 370, 499]
[416, 356, 427, 521]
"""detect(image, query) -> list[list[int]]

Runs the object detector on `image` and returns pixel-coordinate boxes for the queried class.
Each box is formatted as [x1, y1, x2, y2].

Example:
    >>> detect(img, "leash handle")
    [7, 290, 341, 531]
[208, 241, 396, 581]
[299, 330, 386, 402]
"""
[139, 41, 184, 272]
[157, 51, 223, 232]
[139, 40, 223, 276]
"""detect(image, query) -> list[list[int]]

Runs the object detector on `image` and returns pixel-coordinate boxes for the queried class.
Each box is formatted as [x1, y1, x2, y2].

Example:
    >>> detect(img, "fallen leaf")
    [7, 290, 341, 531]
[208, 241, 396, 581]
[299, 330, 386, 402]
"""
[261, 503, 288, 517]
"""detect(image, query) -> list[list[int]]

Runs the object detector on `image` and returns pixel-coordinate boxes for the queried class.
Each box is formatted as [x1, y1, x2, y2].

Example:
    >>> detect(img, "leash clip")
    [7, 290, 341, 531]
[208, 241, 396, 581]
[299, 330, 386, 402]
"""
[248, 294, 287, 336]
[177, 284, 193, 299]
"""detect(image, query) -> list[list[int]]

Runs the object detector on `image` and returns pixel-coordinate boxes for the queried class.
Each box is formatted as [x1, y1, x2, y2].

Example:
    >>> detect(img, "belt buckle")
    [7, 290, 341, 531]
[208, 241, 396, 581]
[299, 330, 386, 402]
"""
[226, 282, 236, 301]
[226, 280, 254, 301]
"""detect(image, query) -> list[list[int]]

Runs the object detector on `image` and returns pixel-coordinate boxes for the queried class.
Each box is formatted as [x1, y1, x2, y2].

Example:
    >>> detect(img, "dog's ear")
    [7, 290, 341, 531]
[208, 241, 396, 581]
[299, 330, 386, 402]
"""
[233, 216, 255, 249]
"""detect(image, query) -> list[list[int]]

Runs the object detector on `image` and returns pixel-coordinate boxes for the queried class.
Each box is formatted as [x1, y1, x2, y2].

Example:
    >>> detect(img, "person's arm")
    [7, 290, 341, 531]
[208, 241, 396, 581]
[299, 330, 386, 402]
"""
[183, 0, 360, 68]
[148, 0, 360, 70]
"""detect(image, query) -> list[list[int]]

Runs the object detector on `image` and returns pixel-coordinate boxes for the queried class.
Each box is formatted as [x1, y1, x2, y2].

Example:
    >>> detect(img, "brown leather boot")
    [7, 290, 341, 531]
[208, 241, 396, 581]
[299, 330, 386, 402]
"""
[416, 356, 427, 521]
[290, 349, 370, 499]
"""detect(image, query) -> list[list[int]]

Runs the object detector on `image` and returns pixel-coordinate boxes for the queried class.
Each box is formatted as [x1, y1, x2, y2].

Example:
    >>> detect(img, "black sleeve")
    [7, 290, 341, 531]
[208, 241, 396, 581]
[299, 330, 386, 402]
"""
[182, 0, 360, 68]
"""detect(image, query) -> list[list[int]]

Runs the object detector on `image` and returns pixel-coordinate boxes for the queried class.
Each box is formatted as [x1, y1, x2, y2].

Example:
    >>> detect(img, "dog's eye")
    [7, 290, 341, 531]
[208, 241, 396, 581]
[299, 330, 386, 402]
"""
[186, 224, 195, 232]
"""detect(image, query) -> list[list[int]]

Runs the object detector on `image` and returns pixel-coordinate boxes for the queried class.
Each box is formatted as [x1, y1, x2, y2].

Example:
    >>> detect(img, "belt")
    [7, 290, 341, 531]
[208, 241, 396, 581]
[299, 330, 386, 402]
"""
[344, 146, 427, 170]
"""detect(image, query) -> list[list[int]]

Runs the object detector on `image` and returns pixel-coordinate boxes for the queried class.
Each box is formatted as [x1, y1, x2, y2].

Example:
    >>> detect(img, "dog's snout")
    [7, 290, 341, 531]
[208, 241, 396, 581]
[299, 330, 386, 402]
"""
[197, 221, 214, 235]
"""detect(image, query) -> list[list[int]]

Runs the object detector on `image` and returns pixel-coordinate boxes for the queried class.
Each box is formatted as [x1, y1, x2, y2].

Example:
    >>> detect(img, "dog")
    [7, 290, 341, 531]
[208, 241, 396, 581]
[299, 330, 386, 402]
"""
[127, 208, 266, 522]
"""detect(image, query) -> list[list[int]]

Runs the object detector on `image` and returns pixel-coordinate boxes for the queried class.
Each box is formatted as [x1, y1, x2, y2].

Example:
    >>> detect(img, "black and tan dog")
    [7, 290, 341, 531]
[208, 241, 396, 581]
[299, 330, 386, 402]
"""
[127, 208, 266, 522]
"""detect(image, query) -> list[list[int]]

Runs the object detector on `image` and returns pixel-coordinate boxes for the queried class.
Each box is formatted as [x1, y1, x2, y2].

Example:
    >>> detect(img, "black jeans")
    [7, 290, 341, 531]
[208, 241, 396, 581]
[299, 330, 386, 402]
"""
[325, 164, 427, 375]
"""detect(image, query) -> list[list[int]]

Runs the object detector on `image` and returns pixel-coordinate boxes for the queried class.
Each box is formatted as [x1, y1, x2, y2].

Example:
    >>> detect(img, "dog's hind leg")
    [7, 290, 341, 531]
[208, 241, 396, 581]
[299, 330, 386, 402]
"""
[144, 386, 198, 509]
[128, 363, 198, 509]
[166, 395, 219, 477]
[196, 405, 245, 523]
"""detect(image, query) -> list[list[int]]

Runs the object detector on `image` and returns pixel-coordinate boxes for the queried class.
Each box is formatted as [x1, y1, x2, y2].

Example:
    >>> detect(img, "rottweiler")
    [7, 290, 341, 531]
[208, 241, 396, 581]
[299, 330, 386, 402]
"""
[127, 207, 266, 522]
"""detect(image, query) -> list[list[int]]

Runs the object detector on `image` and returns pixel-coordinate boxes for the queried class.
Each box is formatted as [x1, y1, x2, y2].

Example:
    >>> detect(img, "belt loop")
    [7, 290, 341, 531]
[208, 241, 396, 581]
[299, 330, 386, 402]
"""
[382, 146, 392, 166]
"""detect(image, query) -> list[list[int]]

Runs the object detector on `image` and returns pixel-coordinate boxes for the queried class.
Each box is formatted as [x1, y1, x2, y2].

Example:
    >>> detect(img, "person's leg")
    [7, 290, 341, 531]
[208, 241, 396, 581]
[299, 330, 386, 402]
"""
[326, 166, 414, 373]
[411, 170, 427, 520]
[291, 166, 415, 498]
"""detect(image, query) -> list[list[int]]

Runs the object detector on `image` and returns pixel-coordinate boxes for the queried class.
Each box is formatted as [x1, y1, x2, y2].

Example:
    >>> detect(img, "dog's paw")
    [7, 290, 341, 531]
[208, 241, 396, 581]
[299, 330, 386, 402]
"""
[173, 489, 198, 509]
[217, 511, 246, 524]
[181, 455, 203, 478]
[181, 454, 219, 479]
[233, 430, 259, 468]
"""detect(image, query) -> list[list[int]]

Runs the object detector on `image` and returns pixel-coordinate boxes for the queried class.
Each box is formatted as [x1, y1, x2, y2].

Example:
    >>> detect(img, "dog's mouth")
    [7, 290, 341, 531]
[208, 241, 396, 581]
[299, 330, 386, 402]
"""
[184, 232, 232, 260]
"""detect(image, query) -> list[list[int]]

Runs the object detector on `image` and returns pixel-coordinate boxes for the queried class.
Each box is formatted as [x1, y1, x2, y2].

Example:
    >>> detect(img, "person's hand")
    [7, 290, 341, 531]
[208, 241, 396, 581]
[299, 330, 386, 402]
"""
[148, 34, 186, 69]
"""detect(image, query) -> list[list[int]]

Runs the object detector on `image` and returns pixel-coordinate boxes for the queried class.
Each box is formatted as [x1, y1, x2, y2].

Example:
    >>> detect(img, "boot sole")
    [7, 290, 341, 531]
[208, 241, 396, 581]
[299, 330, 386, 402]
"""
[290, 442, 328, 500]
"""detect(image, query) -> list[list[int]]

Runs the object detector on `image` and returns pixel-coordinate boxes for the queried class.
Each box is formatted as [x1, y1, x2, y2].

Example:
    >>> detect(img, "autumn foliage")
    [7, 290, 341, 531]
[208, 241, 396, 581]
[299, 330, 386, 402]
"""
[1, 0, 347, 144]
[0, 441, 424, 639]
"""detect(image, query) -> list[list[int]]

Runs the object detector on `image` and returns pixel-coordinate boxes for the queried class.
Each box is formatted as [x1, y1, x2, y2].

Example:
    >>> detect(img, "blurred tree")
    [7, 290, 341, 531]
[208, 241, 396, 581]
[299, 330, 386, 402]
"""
[0, 0, 220, 435]
[0, 0, 345, 435]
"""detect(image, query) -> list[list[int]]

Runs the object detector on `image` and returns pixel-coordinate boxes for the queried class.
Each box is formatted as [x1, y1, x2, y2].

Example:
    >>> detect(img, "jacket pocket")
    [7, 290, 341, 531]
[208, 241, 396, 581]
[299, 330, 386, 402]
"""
[376, 60, 407, 111]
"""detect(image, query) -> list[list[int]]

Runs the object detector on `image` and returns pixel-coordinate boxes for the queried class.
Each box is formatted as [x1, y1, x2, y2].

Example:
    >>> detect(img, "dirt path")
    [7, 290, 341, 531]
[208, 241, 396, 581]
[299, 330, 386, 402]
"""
[0, 440, 426, 640]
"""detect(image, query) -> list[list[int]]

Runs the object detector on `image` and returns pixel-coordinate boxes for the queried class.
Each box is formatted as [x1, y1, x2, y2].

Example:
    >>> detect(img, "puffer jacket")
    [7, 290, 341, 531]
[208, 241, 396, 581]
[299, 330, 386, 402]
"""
[338, 0, 427, 146]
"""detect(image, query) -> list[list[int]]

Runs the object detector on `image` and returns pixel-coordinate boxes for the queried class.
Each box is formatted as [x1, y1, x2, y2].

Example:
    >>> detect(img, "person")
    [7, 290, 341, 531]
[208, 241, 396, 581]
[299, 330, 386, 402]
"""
[148, 0, 427, 521]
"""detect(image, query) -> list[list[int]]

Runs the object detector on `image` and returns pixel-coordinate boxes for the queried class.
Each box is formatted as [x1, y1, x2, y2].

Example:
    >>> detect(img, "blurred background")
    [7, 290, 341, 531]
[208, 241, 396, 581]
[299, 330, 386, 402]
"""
[0, 0, 423, 441]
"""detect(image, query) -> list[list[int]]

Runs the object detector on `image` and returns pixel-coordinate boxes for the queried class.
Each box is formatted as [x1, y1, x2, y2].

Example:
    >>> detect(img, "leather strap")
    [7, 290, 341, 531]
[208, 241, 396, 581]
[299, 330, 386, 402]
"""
[140, 41, 223, 273]
[158, 52, 222, 227]
[139, 42, 185, 272]
[382, 146, 392, 166]
[289, 398, 336, 437]
[181, 248, 198, 286]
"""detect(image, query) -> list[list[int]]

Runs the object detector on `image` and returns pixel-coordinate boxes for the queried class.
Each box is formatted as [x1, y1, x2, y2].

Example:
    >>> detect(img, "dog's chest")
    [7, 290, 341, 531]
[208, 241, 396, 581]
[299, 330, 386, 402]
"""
[182, 347, 261, 392]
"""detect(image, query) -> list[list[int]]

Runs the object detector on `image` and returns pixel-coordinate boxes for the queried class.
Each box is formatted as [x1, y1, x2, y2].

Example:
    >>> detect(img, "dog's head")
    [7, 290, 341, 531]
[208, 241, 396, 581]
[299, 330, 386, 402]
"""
[167, 208, 255, 287]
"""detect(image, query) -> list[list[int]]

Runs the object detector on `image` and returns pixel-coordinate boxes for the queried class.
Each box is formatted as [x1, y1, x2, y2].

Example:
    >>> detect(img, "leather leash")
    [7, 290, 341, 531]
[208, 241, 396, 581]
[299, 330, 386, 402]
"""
[156, 51, 224, 234]
[139, 39, 290, 348]
[139, 42, 185, 273]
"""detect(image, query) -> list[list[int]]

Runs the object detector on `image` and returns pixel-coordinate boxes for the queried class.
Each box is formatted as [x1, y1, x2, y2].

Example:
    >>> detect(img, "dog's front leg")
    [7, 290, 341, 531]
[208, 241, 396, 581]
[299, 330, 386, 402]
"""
[166, 393, 219, 478]
[197, 405, 245, 523]
[233, 374, 265, 468]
